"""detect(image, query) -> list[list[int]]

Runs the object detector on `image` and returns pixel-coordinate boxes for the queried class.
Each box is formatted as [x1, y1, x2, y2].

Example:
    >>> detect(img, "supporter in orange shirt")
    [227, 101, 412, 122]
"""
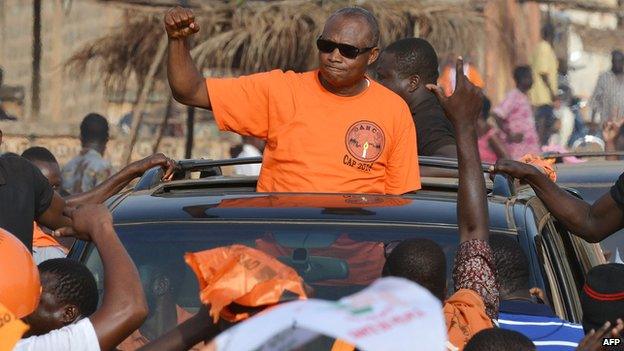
[383, 59, 499, 351]
[165, 6, 420, 195]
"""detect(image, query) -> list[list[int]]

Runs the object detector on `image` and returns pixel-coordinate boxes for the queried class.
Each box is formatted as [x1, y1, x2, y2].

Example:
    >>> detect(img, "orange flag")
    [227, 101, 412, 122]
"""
[185, 245, 307, 323]
[520, 154, 557, 182]
[0, 302, 29, 350]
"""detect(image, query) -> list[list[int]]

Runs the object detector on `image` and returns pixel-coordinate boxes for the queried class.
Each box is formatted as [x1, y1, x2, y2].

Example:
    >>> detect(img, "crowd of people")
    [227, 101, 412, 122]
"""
[0, 5, 623, 351]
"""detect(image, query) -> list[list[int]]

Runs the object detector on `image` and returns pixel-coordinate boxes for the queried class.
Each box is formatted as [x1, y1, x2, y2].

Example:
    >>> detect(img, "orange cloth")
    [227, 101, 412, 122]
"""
[520, 154, 557, 182]
[256, 234, 385, 286]
[0, 302, 29, 351]
[444, 289, 493, 351]
[32, 222, 65, 250]
[185, 245, 307, 323]
[206, 70, 420, 195]
[117, 305, 196, 350]
[439, 64, 485, 97]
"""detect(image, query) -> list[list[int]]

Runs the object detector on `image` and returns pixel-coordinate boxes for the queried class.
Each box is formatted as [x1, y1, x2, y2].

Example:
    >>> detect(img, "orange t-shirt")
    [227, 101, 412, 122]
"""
[32, 222, 65, 250]
[444, 289, 493, 351]
[206, 70, 420, 195]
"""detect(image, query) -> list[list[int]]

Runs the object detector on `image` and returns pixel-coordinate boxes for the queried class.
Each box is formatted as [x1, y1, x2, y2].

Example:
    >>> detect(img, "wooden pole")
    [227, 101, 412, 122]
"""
[185, 106, 195, 159]
[152, 97, 173, 153]
[31, 0, 42, 120]
[122, 34, 168, 165]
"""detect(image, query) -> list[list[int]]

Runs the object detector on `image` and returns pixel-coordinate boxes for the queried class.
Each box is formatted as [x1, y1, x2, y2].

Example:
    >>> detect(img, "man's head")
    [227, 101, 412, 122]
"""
[375, 38, 439, 102]
[490, 235, 530, 300]
[80, 113, 109, 151]
[382, 238, 447, 301]
[580, 263, 624, 334]
[513, 65, 533, 92]
[138, 263, 182, 312]
[541, 24, 555, 43]
[464, 328, 536, 351]
[612, 50, 624, 75]
[24, 258, 98, 336]
[317, 7, 380, 92]
[21, 146, 62, 191]
[0, 66, 4, 87]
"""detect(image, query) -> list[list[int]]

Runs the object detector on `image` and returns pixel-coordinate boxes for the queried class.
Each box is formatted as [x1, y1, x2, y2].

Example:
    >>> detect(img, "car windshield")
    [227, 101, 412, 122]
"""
[82, 221, 517, 345]
[85, 221, 517, 305]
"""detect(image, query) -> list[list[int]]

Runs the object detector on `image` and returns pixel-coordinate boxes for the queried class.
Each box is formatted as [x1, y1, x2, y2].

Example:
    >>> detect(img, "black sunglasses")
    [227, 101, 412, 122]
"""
[316, 37, 375, 59]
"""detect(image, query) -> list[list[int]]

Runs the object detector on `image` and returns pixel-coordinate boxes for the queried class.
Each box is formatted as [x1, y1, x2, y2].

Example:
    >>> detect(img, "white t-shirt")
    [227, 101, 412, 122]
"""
[13, 318, 100, 351]
[234, 144, 262, 176]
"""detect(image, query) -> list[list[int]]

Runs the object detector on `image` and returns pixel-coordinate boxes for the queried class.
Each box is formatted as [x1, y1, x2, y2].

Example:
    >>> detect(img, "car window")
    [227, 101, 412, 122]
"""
[82, 221, 519, 346]
[537, 219, 582, 322]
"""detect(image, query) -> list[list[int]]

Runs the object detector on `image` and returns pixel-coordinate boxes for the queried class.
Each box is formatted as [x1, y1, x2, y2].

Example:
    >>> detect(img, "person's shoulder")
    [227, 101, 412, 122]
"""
[14, 318, 99, 351]
[0, 154, 37, 173]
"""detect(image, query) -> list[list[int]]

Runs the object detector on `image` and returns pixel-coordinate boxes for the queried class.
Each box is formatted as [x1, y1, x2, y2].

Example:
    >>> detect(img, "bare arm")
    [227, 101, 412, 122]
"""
[138, 306, 219, 351]
[66, 153, 176, 207]
[57, 205, 148, 351]
[428, 58, 489, 242]
[492, 160, 624, 243]
[165, 7, 211, 109]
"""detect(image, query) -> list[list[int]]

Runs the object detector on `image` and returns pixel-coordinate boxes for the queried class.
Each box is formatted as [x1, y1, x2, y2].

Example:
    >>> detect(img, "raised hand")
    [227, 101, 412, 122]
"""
[164, 6, 200, 40]
[130, 153, 178, 181]
[426, 57, 483, 127]
[576, 319, 623, 351]
[54, 204, 113, 241]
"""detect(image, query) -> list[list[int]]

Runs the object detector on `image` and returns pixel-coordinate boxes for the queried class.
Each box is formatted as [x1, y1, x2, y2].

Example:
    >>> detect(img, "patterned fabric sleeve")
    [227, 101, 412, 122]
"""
[452, 239, 500, 320]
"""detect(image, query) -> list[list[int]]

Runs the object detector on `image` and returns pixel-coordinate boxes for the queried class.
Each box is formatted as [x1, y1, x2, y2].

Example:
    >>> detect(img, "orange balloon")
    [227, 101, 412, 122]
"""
[0, 228, 41, 318]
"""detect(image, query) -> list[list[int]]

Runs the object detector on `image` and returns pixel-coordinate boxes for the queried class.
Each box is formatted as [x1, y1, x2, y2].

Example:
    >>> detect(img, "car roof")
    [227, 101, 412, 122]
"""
[111, 187, 514, 232]
[556, 160, 623, 184]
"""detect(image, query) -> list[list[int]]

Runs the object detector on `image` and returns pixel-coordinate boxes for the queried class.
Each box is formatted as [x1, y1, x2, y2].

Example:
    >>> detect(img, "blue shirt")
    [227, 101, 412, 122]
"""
[497, 300, 584, 351]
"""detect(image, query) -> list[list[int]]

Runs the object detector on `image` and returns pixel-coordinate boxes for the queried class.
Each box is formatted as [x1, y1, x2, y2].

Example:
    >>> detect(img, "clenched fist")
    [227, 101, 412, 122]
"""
[164, 6, 200, 39]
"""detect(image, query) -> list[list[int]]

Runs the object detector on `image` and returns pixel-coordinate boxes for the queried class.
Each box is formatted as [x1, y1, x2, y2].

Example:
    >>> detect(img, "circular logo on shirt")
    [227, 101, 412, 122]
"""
[345, 120, 385, 162]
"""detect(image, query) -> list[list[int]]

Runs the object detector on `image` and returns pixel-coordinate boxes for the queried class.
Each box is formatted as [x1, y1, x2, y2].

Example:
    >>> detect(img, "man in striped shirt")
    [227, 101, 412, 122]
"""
[491, 236, 584, 350]
[589, 50, 624, 127]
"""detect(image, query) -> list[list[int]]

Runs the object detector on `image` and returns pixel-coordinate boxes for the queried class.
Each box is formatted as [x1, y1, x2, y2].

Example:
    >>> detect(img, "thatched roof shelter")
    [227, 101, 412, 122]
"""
[67, 0, 485, 92]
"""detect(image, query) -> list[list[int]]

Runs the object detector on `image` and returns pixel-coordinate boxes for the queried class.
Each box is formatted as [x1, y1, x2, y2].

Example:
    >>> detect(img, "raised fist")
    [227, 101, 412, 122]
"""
[164, 6, 200, 39]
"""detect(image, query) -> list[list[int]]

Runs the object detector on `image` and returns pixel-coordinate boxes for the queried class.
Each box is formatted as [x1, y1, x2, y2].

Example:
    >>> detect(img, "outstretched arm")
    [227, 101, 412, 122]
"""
[428, 57, 499, 320]
[165, 7, 211, 109]
[66, 153, 176, 207]
[56, 205, 148, 351]
[491, 160, 624, 243]
[428, 58, 489, 243]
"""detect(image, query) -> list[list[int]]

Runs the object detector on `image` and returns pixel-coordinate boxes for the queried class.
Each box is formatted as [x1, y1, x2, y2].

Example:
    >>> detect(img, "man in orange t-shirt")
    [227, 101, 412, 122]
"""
[165, 6, 420, 194]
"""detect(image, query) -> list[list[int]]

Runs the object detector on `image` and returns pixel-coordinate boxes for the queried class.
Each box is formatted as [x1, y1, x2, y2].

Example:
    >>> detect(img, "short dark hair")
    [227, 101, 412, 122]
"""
[513, 66, 532, 85]
[80, 113, 109, 144]
[613, 50, 624, 59]
[39, 258, 99, 317]
[21, 146, 58, 164]
[329, 7, 380, 47]
[490, 235, 530, 298]
[465, 328, 536, 351]
[382, 238, 446, 301]
[384, 38, 439, 84]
